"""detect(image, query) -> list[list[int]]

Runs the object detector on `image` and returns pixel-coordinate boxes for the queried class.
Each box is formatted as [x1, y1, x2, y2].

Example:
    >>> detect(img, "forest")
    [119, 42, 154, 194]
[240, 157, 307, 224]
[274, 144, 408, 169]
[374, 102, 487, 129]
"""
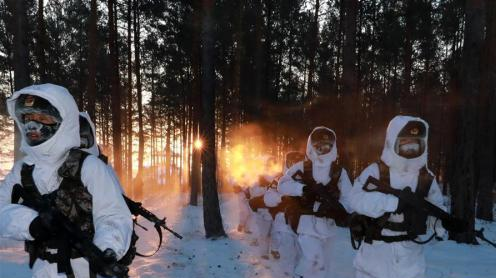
[0, 0, 494, 242]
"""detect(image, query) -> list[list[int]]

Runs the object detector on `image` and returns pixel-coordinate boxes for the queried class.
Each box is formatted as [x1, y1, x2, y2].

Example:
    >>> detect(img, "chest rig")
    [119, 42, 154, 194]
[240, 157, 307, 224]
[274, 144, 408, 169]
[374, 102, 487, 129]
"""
[350, 161, 434, 248]
[284, 160, 343, 232]
[13, 149, 95, 277]
[376, 161, 433, 237]
[299, 160, 342, 211]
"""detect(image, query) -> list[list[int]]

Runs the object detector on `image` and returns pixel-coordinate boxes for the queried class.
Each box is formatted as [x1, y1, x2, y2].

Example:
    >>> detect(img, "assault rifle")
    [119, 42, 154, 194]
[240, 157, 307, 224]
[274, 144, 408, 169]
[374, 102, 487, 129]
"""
[313, 188, 350, 226]
[289, 169, 350, 227]
[124, 195, 182, 239]
[123, 195, 182, 257]
[362, 176, 496, 248]
[13, 184, 129, 278]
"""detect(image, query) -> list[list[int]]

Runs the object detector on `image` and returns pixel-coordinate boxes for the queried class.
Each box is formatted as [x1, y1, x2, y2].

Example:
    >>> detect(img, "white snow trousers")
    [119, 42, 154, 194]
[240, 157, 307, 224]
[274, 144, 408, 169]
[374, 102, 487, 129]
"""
[294, 234, 334, 278]
[247, 208, 272, 256]
[270, 213, 298, 273]
[353, 241, 426, 278]
[237, 192, 251, 231]
[32, 258, 110, 278]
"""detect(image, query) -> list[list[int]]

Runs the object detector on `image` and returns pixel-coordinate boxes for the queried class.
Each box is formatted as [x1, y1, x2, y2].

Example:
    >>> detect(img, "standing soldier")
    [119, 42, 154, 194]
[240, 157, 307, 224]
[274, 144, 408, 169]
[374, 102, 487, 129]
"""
[0, 84, 133, 278]
[350, 116, 448, 278]
[233, 178, 252, 233]
[246, 157, 279, 258]
[277, 127, 353, 278]
[263, 151, 304, 274]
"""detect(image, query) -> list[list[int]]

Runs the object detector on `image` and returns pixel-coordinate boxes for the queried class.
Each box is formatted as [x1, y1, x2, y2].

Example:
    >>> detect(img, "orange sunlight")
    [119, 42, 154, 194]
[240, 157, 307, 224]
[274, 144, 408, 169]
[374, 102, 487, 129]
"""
[194, 139, 203, 150]
[221, 124, 282, 188]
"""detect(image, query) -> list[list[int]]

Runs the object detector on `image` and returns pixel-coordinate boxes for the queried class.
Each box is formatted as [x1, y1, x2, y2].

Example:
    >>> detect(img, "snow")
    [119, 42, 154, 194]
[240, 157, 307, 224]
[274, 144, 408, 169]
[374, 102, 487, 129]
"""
[1, 192, 495, 278]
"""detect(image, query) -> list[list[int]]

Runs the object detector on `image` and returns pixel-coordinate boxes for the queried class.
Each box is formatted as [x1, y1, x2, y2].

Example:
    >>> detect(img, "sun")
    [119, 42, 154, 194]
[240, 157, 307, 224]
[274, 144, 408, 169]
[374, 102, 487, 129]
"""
[194, 139, 203, 150]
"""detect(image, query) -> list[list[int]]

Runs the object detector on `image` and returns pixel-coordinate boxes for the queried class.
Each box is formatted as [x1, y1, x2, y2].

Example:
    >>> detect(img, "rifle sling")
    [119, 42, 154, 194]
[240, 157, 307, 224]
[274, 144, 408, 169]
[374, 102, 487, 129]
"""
[132, 216, 164, 258]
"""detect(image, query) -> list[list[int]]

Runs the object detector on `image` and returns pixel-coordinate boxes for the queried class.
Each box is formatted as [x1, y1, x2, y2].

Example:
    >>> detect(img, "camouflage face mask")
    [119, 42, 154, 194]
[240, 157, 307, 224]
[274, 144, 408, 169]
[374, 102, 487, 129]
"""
[310, 129, 335, 156]
[22, 118, 61, 146]
[15, 95, 62, 146]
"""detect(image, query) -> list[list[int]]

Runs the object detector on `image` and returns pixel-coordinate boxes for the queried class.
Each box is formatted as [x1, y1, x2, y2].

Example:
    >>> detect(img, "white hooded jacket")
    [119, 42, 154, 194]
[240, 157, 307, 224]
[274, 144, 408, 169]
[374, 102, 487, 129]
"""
[0, 84, 132, 277]
[79, 111, 100, 157]
[277, 127, 353, 238]
[263, 153, 295, 208]
[350, 115, 446, 278]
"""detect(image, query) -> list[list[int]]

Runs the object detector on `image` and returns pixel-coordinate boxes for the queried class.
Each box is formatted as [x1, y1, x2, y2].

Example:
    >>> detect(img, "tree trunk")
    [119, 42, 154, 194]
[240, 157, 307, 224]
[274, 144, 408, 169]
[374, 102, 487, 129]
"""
[86, 0, 98, 119]
[150, 66, 157, 178]
[108, 0, 122, 178]
[181, 86, 188, 187]
[253, 0, 264, 120]
[451, 0, 486, 243]
[166, 114, 172, 184]
[232, 0, 243, 125]
[341, 0, 359, 167]
[7, 0, 31, 162]
[134, 0, 145, 177]
[401, 0, 413, 111]
[187, 105, 192, 188]
[335, 0, 344, 92]
[342, 0, 358, 96]
[201, 0, 226, 239]
[476, 0, 496, 221]
[306, 0, 320, 100]
[36, 0, 48, 82]
[126, 0, 133, 191]
[190, 0, 201, 206]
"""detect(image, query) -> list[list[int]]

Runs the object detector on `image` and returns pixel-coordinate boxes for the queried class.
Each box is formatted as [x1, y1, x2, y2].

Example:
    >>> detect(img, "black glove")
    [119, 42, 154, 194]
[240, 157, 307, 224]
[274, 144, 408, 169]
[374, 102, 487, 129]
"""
[395, 187, 418, 213]
[103, 248, 118, 261]
[98, 248, 129, 278]
[326, 184, 341, 201]
[303, 183, 327, 197]
[316, 199, 344, 216]
[301, 174, 315, 188]
[29, 207, 59, 241]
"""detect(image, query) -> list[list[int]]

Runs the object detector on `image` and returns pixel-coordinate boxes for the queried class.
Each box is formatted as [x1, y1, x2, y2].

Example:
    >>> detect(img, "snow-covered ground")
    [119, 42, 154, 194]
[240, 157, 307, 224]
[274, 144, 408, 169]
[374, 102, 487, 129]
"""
[1, 192, 495, 278]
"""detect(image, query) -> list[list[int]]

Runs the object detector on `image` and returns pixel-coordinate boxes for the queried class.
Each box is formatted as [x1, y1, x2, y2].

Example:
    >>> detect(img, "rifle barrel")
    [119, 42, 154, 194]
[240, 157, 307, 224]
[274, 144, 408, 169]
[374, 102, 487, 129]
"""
[161, 224, 183, 239]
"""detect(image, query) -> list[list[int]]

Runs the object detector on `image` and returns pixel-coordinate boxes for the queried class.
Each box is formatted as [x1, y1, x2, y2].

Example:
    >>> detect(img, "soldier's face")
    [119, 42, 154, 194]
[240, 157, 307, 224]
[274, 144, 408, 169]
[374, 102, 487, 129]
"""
[21, 112, 60, 146]
[285, 154, 303, 169]
[396, 137, 423, 158]
[312, 140, 333, 155]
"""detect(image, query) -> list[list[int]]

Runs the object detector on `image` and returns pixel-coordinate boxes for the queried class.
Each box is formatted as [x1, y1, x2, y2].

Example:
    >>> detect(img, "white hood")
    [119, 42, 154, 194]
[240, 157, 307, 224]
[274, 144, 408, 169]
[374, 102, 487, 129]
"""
[7, 84, 80, 164]
[79, 111, 100, 157]
[305, 126, 338, 185]
[306, 126, 338, 168]
[282, 151, 303, 173]
[380, 115, 429, 173]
